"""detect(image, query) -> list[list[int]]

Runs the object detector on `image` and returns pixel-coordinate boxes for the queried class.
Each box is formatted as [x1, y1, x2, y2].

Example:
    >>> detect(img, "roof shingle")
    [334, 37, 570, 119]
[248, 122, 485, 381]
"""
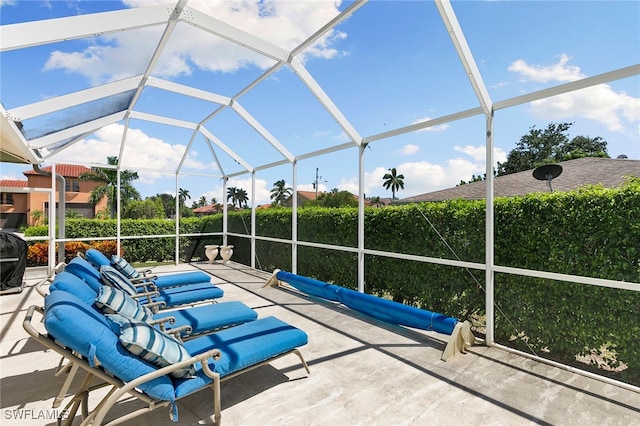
[400, 157, 640, 203]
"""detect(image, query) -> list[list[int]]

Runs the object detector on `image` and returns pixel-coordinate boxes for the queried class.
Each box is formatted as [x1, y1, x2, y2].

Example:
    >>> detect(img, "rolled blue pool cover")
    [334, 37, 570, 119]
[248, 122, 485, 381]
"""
[275, 270, 342, 302]
[275, 270, 458, 335]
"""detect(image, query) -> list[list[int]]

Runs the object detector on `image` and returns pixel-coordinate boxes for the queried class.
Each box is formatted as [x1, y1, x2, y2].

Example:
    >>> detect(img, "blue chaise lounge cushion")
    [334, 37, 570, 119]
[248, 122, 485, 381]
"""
[44, 290, 176, 401]
[174, 316, 308, 398]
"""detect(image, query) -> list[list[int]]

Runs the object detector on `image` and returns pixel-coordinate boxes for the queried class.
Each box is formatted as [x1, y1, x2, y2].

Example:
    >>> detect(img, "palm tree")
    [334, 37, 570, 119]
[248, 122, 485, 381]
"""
[382, 167, 405, 200]
[198, 196, 207, 207]
[226, 186, 238, 208]
[236, 188, 249, 208]
[270, 179, 292, 206]
[79, 156, 140, 218]
[178, 188, 190, 208]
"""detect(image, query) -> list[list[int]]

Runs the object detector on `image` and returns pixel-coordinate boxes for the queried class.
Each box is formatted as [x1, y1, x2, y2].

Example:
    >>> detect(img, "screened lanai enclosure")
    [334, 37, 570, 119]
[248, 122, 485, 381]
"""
[1, 0, 639, 393]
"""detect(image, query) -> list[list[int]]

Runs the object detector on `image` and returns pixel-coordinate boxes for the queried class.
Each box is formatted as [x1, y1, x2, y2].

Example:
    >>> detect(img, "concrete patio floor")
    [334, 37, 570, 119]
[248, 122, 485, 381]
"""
[1, 261, 639, 425]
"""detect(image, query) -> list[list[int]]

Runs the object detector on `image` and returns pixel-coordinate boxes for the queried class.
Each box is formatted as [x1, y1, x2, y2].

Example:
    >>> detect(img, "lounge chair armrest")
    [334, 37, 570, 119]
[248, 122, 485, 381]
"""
[200, 349, 222, 379]
[133, 282, 155, 291]
[149, 316, 175, 326]
[144, 300, 166, 313]
[91, 349, 222, 425]
[139, 269, 154, 277]
[35, 275, 54, 298]
[135, 280, 158, 294]
[22, 305, 45, 339]
[167, 325, 192, 339]
[131, 275, 157, 284]
[132, 290, 160, 307]
[132, 290, 159, 299]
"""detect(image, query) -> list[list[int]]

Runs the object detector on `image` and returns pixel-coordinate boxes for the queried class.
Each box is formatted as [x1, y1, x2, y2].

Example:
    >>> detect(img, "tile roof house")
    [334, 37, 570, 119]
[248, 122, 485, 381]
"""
[399, 157, 640, 203]
[0, 164, 107, 228]
[192, 204, 224, 215]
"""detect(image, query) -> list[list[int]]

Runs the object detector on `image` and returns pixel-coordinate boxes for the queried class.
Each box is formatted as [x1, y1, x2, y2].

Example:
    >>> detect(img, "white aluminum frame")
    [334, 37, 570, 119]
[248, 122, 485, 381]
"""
[1, 0, 639, 391]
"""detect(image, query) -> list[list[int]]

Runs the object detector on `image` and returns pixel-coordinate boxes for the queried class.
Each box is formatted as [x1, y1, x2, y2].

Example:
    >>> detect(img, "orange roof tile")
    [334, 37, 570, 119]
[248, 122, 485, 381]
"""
[192, 205, 220, 213]
[23, 164, 93, 178]
[0, 179, 28, 188]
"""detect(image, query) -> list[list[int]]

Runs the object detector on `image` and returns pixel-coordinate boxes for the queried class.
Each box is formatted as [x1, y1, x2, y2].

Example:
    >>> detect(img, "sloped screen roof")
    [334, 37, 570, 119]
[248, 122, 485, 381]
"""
[1, 1, 638, 202]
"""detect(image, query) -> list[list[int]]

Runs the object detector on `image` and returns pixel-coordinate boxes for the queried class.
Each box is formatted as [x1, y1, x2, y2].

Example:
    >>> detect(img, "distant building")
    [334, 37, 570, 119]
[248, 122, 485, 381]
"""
[192, 204, 223, 216]
[399, 157, 640, 203]
[0, 164, 107, 228]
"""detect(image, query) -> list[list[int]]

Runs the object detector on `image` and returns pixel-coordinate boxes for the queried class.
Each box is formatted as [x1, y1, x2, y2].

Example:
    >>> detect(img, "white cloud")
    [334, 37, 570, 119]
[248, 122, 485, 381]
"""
[44, 1, 346, 84]
[47, 123, 216, 185]
[297, 182, 328, 193]
[398, 144, 419, 155]
[313, 130, 332, 138]
[509, 54, 640, 132]
[508, 54, 582, 83]
[454, 145, 507, 164]
[336, 145, 507, 199]
[411, 116, 450, 132]
[0, 172, 21, 180]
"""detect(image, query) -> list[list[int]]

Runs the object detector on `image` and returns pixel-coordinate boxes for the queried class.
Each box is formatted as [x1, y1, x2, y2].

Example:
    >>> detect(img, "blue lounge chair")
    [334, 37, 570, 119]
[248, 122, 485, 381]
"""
[83, 249, 212, 289]
[50, 271, 258, 339]
[46, 271, 259, 408]
[65, 257, 224, 310]
[24, 290, 309, 425]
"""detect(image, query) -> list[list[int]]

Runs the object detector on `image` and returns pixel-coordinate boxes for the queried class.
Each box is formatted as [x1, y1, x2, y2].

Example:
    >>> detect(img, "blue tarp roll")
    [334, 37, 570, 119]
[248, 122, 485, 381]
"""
[275, 270, 458, 335]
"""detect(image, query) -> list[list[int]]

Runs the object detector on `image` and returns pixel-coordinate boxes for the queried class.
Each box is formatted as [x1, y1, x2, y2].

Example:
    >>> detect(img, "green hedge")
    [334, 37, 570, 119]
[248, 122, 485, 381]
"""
[23, 181, 640, 385]
[24, 215, 225, 263]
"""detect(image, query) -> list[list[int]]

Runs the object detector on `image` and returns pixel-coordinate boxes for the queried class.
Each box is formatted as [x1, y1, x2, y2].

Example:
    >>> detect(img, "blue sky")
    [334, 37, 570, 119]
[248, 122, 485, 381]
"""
[1, 0, 639, 207]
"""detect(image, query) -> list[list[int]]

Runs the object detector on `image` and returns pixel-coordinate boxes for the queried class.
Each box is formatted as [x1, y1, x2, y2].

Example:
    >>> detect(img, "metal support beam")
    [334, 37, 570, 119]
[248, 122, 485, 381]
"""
[251, 171, 257, 269]
[292, 161, 298, 274]
[290, 57, 363, 146]
[485, 111, 495, 345]
[436, 0, 492, 115]
[358, 145, 366, 293]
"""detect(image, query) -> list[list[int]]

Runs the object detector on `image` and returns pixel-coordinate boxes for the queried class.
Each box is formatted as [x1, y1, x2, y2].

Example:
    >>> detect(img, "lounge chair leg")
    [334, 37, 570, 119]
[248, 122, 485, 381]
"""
[293, 349, 311, 374]
[53, 362, 80, 408]
[213, 377, 221, 426]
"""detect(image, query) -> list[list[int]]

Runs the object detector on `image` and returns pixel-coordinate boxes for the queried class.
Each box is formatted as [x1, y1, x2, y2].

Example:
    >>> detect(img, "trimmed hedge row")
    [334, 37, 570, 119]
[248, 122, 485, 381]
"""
[24, 215, 225, 264]
[229, 183, 640, 385]
[24, 182, 640, 385]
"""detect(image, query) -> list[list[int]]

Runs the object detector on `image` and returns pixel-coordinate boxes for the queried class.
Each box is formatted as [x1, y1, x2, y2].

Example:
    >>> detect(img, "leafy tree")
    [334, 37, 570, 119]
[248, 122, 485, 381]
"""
[305, 188, 358, 208]
[79, 156, 140, 218]
[382, 167, 405, 200]
[367, 196, 384, 207]
[270, 179, 292, 206]
[556, 135, 608, 161]
[149, 193, 176, 218]
[496, 122, 609, 176]
[123, 199, 164, 219]
[458, 174, 486, 186]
